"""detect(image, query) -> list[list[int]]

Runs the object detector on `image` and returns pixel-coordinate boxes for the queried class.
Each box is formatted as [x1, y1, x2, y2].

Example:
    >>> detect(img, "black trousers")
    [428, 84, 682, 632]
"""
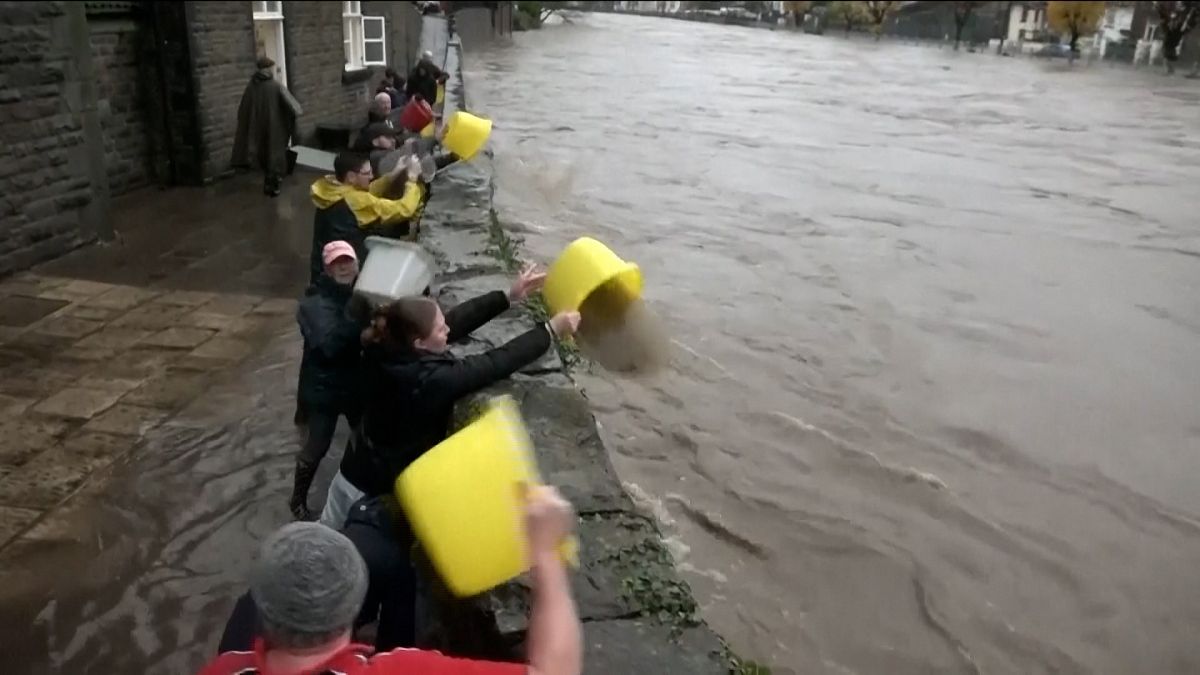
[344, 498, 418, 650]
[300, 406, 361, 465]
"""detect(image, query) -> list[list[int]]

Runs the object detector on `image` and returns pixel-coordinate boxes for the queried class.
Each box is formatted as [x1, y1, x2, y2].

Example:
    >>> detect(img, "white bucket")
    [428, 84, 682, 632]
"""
[354, 236, 437, 304]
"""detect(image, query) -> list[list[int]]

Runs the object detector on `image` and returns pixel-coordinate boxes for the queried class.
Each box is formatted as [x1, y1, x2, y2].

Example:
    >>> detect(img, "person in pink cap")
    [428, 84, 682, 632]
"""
[291, 240, 372, 520]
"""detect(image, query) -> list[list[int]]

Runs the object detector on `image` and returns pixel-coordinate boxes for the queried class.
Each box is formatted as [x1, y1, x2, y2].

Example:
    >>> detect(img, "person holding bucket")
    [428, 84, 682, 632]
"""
[319, 265, 580, 526]
[406, 50, 448, 107]
[199, 486, 583, 675]
[290, 241, 373, 521]
[308, 151, 426, 285]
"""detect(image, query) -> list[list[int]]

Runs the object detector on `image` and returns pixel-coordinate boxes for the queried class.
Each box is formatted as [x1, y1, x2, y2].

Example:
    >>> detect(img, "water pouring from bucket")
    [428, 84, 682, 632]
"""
[441, 110, 493, 161]
[544, 237, 670, 374]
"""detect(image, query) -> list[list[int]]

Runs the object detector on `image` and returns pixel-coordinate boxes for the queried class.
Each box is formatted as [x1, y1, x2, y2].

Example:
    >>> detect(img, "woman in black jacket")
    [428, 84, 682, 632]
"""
[319, 265, 579, 526]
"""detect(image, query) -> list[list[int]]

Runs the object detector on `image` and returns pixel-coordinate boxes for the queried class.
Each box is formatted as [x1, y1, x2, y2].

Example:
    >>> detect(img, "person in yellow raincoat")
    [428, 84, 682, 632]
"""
[308, 151, 425, 285]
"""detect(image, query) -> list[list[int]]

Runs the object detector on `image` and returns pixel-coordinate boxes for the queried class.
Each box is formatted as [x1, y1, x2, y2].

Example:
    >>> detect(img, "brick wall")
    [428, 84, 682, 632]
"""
[283, 1, 376, 143]
[89, 16, 152, 195]
[0, 2, 96, 276]
[187, 1, 257, 182]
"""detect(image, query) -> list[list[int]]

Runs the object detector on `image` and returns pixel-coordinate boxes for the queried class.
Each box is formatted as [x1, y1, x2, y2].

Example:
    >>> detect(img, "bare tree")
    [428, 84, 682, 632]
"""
[952, 1, 988, 50]
[862, 1, 898, 40]
[1154, 0, 1200, 74]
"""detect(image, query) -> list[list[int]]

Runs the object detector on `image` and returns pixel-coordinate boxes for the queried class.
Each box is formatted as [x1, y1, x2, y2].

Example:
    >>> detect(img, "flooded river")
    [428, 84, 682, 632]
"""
[467, 13, 1200, 674]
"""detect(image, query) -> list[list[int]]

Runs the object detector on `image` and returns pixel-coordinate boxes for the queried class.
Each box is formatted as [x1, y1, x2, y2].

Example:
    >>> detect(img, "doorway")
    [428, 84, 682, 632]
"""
[252, 1, 288, 85]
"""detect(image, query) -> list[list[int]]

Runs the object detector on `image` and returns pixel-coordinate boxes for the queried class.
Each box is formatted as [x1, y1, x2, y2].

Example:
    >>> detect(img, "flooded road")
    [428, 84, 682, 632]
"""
[467, 13, 1200, 674]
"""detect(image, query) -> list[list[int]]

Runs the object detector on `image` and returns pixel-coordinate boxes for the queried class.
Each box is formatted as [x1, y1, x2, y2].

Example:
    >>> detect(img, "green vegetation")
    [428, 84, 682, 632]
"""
[486, 208, 582, 369]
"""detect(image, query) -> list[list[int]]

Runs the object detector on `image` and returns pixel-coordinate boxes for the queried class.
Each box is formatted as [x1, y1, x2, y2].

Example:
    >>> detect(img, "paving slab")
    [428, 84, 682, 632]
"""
[82, 404, 168, 436]
[122, 371, 212, 409]
[57, 345, 120, 363]
[0, 459, 91, 509]
[0, 506, 41, 546]
[89, 285, 162, 310]
[195, 294, 262, 317]
[31, 387, 125, 420]
[75, 373, 147, 396]
[0, 296, 69, 328]
[110, 302, 194, 330]
[31, 286, 103, 303]
[251, 298, 296, 315]
[59, 304, 124, 322]
[140, 327, 218, 350]
[74, 326, 153, 351]
[58, 430, 133, 470]
[188, 336, 254, 362]
[0, 367, 79, 399]
[155, 290, 217, 307]
[29, 315, 106, 340]
[0, 416, 73, 467]
[0, 332, 77, 363]
[0, 394, 33, 417]
[0, 274, 68, 298]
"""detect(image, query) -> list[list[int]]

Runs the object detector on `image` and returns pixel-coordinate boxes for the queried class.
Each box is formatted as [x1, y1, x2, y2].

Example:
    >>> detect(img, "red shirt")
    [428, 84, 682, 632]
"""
[197, 639, 526, 675]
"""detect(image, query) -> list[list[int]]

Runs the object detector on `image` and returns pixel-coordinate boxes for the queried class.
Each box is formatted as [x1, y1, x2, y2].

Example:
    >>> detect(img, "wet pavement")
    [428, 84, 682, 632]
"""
[467, 13, 1200, 675]
[0, 171, 320, 674]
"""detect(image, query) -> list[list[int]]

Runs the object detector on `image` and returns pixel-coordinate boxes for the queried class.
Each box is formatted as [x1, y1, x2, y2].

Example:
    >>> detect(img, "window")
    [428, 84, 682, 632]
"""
[343, 2, 363, 70]
[253, 1, 287, 85]
[363, 16, 386, 66]
[344, 2, 386, 71]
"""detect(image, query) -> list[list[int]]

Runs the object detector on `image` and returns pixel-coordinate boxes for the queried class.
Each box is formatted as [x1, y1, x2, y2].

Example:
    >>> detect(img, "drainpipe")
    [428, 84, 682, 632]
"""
[63, 2, 114, 241]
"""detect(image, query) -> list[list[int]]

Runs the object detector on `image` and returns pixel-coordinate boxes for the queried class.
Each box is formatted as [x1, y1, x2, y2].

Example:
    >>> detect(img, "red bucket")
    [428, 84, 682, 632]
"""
[398, 99, 434, 133]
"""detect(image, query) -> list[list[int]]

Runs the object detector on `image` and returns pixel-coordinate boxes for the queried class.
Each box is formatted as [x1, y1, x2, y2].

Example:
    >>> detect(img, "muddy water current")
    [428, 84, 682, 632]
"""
[466, 13, 1200, 674]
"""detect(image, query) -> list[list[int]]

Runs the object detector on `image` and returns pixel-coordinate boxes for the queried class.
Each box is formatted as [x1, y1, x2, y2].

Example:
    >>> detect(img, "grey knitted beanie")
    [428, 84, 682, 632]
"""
[249, 522, 368, 646]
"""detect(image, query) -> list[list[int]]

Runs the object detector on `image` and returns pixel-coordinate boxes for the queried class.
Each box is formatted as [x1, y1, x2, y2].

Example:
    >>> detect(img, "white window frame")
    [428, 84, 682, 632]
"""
[343, 1, 364, 71]
[363, 15, 387, 66]
[253, 1, 287, 85]
[344, 2, 386, 71]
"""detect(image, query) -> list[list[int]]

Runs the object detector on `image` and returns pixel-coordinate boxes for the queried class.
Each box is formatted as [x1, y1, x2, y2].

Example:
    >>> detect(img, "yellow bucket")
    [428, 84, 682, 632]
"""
[435, 83, 445, 105]
[420, 122, 435, 138]
[441, 110, 492, 161]
[396, 396, 577, 597]
[543, 237, 643, 317]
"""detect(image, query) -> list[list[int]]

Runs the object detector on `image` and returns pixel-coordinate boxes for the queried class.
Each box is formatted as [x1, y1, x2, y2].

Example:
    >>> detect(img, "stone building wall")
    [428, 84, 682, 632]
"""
[0, 2, 97, 276]
[282, 1, 375, 143]
[89, 15, 152, 195]
[186, 2, 257, 182]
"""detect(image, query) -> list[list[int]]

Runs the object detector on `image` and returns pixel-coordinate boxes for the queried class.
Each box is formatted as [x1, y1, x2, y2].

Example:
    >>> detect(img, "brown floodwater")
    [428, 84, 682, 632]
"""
[466, 13, 1200, 674]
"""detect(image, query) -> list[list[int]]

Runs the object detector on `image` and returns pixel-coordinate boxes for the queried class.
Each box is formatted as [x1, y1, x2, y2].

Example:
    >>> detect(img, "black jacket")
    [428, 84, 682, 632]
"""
[405, 61, 446, 105]
[340, 291, 552, 496]
[297, 276, 370, 410]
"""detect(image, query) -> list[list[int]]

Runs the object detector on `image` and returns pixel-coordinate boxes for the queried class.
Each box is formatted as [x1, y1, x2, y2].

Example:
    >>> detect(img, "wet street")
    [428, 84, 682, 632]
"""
[467, 13, 1200, 674]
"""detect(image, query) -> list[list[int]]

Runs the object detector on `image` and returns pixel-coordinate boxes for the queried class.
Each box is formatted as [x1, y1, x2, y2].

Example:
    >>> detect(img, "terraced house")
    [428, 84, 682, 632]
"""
[0, 1, 427, 277]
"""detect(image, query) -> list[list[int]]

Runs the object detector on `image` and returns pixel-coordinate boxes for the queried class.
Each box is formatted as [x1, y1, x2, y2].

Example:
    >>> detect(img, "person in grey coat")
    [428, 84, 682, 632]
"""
[232, 57, 302, 197]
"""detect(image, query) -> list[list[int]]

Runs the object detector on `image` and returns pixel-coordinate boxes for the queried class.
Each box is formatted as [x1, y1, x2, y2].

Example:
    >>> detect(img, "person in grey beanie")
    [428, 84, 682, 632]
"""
[199, 487, 583, 675]
[250, 522, 369, 649]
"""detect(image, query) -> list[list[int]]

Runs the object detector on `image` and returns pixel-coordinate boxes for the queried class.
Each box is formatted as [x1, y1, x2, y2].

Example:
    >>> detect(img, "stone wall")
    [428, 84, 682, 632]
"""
[0, 2, 97, 277]
[89, 16, 152, 195]
[417, 23, 732, 673]
[186, 1, 257, 182]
